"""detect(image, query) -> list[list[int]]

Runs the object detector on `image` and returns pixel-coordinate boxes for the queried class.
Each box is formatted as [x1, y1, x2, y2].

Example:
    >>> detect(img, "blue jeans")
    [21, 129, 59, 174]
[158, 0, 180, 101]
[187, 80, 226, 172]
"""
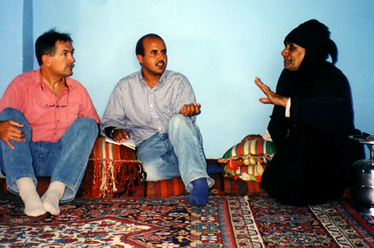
[0, 108, 98, 202]
[137, 114, 214, 193]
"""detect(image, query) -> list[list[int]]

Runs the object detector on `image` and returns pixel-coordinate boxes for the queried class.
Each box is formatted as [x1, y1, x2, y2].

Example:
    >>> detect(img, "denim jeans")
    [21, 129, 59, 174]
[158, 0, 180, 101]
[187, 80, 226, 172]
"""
[0, 108, 98, 202]
[137, 114, 214, 193]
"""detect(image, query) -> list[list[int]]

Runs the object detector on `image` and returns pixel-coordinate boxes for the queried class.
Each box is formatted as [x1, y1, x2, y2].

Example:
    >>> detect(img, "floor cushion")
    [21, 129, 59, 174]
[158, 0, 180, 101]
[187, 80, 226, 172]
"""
[77, 136, 146, 198]
[133, 160, 267, 198]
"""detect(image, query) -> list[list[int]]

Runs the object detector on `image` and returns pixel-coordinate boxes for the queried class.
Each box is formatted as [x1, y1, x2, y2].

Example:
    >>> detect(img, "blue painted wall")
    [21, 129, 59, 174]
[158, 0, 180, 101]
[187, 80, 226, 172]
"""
[0, 0, 23, 95]
[1, 0, 373, 158]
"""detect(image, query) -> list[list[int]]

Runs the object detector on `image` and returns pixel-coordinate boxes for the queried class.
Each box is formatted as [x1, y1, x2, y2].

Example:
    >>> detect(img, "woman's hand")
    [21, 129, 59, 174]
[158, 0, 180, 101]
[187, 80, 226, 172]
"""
[255, 77, 289, 107]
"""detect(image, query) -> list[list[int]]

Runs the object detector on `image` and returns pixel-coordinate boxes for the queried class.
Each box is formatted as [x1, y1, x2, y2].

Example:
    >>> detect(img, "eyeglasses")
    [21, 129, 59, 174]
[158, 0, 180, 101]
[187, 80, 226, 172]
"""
[41, 80, 69, 108]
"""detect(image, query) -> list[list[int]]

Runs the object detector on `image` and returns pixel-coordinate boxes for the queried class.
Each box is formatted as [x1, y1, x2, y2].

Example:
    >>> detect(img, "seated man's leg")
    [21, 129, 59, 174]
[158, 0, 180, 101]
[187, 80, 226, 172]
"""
[168, 114, 214, 206]
[41, 117, 98, 215]
[137, 133, 181, 181]
[0, 108, 45, 216]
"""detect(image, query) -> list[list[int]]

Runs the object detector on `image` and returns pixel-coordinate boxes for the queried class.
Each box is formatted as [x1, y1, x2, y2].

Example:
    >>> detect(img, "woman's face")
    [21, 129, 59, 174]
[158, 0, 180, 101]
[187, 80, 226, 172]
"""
[281, 42, 306, 71]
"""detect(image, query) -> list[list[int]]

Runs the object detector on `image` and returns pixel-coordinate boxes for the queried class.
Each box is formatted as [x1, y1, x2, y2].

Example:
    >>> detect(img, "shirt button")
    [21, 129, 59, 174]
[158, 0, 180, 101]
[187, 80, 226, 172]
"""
[57, 120, 59, 123]
[150, 105, 153, 107]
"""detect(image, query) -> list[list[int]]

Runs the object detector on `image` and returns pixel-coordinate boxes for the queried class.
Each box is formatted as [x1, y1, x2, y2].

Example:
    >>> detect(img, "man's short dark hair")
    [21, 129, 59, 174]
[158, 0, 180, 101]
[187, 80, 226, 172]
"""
[135, 33, 164, 56]
[35, 29, 73, 66]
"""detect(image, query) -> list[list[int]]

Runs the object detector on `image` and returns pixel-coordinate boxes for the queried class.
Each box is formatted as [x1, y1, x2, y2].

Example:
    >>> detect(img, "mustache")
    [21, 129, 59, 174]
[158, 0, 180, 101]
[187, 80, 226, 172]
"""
[156, 60, 165, 65]
[67, 63, 75, 68]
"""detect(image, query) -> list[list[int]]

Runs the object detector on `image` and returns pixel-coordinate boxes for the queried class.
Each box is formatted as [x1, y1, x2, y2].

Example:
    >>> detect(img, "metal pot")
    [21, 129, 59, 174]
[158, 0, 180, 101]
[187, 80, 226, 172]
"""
[351, 159, 374, 206]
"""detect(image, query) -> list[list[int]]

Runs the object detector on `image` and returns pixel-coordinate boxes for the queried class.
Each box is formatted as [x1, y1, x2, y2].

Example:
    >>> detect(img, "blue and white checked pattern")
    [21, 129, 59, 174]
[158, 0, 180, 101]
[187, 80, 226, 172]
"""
[101, 70, 197, 146]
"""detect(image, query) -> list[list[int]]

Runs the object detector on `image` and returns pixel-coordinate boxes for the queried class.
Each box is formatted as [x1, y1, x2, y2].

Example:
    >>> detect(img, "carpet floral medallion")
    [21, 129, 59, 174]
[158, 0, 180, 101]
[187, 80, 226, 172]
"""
[0, 193, 373, 247]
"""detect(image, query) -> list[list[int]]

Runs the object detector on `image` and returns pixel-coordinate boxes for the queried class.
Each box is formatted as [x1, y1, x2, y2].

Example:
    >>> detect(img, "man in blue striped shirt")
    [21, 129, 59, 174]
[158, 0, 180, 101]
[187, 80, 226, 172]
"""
[101, 34, 214, 206]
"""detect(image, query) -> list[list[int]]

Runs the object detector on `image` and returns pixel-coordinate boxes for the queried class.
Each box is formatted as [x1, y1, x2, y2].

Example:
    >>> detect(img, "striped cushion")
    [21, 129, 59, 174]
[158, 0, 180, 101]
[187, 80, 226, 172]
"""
[77, 136, 146, 198]
[219, 140, 276, 181]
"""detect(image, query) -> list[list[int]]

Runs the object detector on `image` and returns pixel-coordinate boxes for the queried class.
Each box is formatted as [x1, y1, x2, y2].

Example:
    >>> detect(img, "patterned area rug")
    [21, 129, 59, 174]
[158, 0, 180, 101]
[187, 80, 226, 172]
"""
[0, 193, 373, 247]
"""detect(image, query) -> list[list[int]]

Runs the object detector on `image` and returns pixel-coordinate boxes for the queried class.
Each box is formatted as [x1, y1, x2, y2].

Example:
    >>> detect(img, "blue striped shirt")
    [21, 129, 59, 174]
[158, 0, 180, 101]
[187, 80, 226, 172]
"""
[101, 70, 198, 145]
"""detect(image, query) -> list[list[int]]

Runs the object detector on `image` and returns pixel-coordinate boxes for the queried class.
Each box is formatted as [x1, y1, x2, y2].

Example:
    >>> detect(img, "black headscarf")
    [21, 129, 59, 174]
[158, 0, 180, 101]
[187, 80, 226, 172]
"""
[284, 19, 338, 65]
[276, 19, 339, 98]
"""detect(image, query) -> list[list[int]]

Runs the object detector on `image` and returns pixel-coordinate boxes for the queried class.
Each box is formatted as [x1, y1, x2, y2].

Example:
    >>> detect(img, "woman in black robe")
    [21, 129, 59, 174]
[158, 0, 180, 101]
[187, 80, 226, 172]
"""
[254, 19, 364, 206]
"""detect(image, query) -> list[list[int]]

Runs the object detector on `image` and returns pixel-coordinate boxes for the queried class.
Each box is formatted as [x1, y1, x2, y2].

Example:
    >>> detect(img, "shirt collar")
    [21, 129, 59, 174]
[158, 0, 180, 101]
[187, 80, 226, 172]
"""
[36, 67, 73, 89]
[139, 70, 168, 90]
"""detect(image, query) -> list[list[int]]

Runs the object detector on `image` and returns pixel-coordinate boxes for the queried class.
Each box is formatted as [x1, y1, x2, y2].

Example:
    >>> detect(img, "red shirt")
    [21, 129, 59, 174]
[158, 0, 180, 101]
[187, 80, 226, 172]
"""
[0, 69, 100, 142]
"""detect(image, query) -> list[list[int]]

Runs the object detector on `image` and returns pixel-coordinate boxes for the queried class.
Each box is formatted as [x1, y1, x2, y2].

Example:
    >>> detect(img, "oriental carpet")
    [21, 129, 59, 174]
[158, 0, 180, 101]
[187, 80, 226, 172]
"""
[0, 193, 373, 247]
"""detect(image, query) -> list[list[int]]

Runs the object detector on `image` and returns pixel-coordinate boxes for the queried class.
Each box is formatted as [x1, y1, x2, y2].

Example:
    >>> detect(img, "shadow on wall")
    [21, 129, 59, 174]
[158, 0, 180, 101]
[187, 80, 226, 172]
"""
[22, 0, 33, 73]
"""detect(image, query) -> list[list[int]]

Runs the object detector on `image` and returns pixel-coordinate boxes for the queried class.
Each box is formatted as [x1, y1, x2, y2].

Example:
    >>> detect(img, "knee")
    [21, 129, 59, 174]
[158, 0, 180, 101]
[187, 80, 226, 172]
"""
[74, 118, 98, 137]
[168, 114, 201, 141]
[0, 108, 31, 133]
[168, 114, 189, 130]
[0, 108, 24, 121]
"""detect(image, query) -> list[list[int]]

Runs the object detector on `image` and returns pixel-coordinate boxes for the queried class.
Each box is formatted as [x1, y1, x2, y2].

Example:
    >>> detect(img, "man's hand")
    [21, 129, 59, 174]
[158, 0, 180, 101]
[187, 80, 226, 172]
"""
[111, 129, 130, 143]
[0, 120, 25, 149]
[255, 77, 289, 107]
[179, 103, 201, 117]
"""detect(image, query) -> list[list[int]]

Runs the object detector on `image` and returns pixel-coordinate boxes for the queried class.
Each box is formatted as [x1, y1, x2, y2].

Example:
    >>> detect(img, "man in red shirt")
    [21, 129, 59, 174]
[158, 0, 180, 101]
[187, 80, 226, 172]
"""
[0, 30, 100, 216]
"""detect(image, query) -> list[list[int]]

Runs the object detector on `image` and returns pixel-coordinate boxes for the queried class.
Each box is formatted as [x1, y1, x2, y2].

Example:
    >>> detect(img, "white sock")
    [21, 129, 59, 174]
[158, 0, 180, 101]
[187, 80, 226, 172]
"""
[42, 181, 65, 215]
[16, 177, 46, 217]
